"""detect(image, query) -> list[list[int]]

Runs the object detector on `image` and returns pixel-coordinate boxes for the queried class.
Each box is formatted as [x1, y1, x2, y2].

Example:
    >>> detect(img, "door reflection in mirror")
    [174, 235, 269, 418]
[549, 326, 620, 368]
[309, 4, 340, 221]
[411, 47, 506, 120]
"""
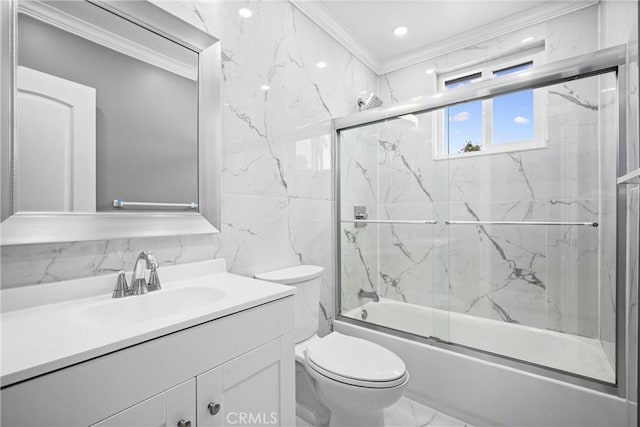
[17, 9, 198, 212]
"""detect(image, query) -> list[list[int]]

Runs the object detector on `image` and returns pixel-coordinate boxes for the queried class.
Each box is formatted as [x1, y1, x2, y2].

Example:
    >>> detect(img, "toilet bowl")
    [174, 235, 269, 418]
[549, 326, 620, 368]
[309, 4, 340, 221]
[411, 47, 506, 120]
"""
[255, 266, 408, 427]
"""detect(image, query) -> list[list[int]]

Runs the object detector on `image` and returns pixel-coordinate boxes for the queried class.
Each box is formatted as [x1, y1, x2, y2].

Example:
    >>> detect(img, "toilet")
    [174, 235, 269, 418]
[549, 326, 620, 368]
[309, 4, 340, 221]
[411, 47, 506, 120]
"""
[254, 265, 408, 427]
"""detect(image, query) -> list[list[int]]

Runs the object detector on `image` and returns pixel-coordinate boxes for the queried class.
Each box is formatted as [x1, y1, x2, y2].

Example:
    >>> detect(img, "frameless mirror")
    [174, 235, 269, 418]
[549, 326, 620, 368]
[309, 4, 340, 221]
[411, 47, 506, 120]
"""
[0, 0, 221, 244]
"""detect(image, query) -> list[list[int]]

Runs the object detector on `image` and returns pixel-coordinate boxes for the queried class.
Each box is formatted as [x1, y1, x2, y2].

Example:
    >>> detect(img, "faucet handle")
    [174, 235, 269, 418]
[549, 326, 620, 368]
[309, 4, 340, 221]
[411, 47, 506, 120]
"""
[97, 267, 129, 298]
[147, 260, 172, 292]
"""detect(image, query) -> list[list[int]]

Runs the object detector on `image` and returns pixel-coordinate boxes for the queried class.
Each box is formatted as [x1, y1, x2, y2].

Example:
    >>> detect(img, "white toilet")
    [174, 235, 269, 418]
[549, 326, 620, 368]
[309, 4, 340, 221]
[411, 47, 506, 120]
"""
[254, 265, 408, 427]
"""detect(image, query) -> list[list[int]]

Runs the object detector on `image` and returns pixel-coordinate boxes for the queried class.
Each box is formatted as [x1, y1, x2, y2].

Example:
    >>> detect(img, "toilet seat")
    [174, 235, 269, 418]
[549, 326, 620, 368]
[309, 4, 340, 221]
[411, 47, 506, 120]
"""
[304, 332, 407, 389]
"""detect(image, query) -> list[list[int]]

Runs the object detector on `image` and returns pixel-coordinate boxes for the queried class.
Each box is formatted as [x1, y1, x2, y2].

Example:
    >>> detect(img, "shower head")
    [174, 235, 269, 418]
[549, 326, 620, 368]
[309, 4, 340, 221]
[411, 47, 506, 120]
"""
[357, 93, 383, 111]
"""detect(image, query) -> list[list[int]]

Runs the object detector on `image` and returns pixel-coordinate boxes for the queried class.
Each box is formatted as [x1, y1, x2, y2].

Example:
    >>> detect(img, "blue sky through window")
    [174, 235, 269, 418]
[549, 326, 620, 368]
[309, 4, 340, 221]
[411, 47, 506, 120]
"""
[445, 101, 482, 154]
[444, 74, 482, 154]
[443, 61, 534, 154]
[492, 62, 533, 145]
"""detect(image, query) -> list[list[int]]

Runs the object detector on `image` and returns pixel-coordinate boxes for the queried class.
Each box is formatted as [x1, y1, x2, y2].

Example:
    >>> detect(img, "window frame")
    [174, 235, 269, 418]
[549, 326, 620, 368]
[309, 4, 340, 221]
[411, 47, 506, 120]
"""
[434, 51, 547, 160]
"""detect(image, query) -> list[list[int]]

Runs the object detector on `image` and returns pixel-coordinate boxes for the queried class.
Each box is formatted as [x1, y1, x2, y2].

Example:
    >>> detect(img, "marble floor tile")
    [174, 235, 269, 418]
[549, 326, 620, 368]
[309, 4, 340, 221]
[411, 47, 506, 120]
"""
[384, 397, 470, 427]
[295, 396, 470, 427]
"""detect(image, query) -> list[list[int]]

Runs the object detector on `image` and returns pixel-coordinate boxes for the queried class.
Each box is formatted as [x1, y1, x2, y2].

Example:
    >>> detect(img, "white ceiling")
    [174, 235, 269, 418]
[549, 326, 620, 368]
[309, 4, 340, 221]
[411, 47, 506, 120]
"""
[290, 0, 597, 75]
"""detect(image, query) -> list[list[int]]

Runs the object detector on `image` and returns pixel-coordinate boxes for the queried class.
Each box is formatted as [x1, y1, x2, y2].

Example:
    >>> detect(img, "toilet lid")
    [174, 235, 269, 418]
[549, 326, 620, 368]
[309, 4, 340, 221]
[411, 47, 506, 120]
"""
[305, 332, 407, 387]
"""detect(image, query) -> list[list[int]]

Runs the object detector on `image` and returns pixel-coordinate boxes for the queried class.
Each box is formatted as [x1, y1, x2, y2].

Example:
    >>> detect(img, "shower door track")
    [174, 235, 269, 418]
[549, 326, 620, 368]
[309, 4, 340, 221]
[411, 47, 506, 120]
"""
[333, 44, 633, 397]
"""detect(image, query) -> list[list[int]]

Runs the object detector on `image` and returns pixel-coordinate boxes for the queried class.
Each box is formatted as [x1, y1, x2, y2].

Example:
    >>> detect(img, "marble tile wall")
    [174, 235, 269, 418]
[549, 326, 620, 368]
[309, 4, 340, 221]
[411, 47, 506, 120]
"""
[0, 234, 221, 288]
[339, 5, 619, 339]
[1, 0, 378, 336]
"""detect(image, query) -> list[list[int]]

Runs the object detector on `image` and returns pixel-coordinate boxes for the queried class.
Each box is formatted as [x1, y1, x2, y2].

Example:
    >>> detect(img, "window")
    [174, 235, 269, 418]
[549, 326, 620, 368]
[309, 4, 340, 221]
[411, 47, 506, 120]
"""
[436, 53, 545, 159]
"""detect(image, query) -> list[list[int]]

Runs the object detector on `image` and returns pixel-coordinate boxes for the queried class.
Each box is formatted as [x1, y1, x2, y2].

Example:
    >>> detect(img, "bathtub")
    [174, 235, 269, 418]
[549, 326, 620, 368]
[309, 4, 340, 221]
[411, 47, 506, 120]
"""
[337, 298, 630, 426]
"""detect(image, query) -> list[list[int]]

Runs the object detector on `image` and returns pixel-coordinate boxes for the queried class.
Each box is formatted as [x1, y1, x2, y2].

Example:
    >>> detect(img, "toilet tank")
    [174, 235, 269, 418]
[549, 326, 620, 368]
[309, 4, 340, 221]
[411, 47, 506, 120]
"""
[255, 265, 324, 343]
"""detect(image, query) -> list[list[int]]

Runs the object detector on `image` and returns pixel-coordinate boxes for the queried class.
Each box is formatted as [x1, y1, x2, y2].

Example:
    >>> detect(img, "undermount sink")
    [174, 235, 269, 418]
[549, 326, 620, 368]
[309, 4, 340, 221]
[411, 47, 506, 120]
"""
[83, 286, 226, 327]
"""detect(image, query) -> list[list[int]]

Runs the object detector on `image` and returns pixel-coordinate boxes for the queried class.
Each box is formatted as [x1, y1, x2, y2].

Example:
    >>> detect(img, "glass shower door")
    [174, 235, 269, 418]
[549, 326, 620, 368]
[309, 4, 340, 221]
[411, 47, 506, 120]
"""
[442, 71, 617, 383]
[338, 111, 451, 344]
[337, 59, 620, 385]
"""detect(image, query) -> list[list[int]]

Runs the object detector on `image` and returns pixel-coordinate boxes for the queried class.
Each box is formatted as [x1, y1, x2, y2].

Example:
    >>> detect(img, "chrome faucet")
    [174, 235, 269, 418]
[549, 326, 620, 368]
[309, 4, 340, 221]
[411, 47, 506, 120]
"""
[97, 267, 130, 298]
[358, 289, 380, 302]
[130, 251, 161, 295]
[98, 251, 165, 298]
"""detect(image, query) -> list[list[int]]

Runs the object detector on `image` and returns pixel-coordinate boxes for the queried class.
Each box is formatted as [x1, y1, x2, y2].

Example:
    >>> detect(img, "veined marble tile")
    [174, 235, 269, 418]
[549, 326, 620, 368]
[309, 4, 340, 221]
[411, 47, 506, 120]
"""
[296, 396, 470, 427]
[160, 0, 377, 201]
[340, 123, 380, 204]
[220, 193, 336, 332]
[384, 397, 470, 427]
[377, 114, 440, 205]
[377, 203, 439, 307]
[340, 219, 380, 314]
[545, 6, 597, 60]
[0, 234, 218, 289]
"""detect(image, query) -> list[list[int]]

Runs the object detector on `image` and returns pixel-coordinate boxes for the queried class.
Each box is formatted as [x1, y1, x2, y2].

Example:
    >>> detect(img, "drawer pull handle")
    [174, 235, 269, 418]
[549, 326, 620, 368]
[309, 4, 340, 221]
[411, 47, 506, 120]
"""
[177, 420, 191, 427]
[208, 402, 221, 415]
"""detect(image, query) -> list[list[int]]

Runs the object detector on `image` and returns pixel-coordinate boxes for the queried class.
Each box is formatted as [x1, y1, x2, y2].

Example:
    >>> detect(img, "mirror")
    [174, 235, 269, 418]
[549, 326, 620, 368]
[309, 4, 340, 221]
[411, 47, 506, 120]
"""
[0, 0, 221, 244]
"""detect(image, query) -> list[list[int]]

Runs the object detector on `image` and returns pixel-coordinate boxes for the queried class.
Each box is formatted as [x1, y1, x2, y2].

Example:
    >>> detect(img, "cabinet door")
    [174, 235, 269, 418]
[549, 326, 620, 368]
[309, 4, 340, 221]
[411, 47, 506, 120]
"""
[92, 379, 195, 427]
[197, 335, 294, 427]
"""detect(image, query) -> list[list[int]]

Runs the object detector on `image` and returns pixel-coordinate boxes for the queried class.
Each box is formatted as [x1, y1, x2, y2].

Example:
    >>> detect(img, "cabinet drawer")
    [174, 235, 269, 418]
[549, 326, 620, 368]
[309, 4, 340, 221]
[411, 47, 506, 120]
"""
[91, 379, 195, 427]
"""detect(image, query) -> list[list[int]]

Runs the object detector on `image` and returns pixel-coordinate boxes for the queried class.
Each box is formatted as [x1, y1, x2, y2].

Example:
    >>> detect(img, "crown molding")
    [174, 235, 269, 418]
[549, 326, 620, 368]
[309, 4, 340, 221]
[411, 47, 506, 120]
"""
[289, 0, 598, 76]
[289, 0, 381, 73]
[18, 0, 197, 80]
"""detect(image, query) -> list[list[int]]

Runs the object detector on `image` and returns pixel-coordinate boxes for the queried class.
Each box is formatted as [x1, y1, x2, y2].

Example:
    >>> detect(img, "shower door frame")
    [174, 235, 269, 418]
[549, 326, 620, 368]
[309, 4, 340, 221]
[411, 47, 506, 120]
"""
[333, 44, 632, 397]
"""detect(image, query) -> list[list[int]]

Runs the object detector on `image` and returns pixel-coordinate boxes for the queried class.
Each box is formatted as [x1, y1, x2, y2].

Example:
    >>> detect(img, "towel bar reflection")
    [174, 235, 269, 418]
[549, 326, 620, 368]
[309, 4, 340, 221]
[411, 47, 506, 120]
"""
[113, 200, 198, 209]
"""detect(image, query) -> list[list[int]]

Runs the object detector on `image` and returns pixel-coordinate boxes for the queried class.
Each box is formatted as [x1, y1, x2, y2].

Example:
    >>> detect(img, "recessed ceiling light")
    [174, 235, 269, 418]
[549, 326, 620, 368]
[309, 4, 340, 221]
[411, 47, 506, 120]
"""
[425, 69, 435, 75]
[316, 61, 327, 69]
[260, 84, 270, 91]
[393, 26, 408, 37]
[238, 8, 252, 18]
[521, 36, 535, 44]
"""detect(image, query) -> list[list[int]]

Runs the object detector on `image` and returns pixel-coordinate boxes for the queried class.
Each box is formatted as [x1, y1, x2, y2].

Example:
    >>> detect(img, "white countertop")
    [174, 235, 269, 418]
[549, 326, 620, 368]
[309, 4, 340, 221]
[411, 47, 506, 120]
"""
[1, 259, 294, 387]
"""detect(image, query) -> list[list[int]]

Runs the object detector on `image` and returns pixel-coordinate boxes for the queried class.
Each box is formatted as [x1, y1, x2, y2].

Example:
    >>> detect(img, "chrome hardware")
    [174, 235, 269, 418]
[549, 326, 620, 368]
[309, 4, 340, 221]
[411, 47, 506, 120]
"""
[617, 168, 640, 185]
[208, 402, 221, 415]
[342, 219, 438, 225]
[445, 220, 598, 227]
[147, 259, 172, 292]
[147, 268, 161, 292]
[113, 199, 198, 209]
[97, 267, 129, 298]
[354, 205, 368, 228]
[358, 289, 380, 302]
[129, 251, 159, 295]
[177, 419, 191, 427]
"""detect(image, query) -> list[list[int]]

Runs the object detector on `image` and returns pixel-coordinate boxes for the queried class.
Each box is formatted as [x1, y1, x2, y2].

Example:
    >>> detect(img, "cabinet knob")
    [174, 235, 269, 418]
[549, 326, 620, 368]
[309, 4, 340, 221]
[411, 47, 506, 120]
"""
[208, 402, 221, 415]
[177, 419, 191, 427]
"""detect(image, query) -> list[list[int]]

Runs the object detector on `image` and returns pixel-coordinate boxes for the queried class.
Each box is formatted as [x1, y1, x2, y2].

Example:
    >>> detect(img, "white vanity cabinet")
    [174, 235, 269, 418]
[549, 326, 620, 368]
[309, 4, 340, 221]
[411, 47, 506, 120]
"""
[1, 296, 295, 427]
[197, 337, 293, 427]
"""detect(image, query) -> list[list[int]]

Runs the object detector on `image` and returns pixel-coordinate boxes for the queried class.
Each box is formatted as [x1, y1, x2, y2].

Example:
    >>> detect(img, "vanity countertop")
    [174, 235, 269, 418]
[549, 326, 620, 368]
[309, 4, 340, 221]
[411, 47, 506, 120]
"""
[0, 259, 294, 387]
